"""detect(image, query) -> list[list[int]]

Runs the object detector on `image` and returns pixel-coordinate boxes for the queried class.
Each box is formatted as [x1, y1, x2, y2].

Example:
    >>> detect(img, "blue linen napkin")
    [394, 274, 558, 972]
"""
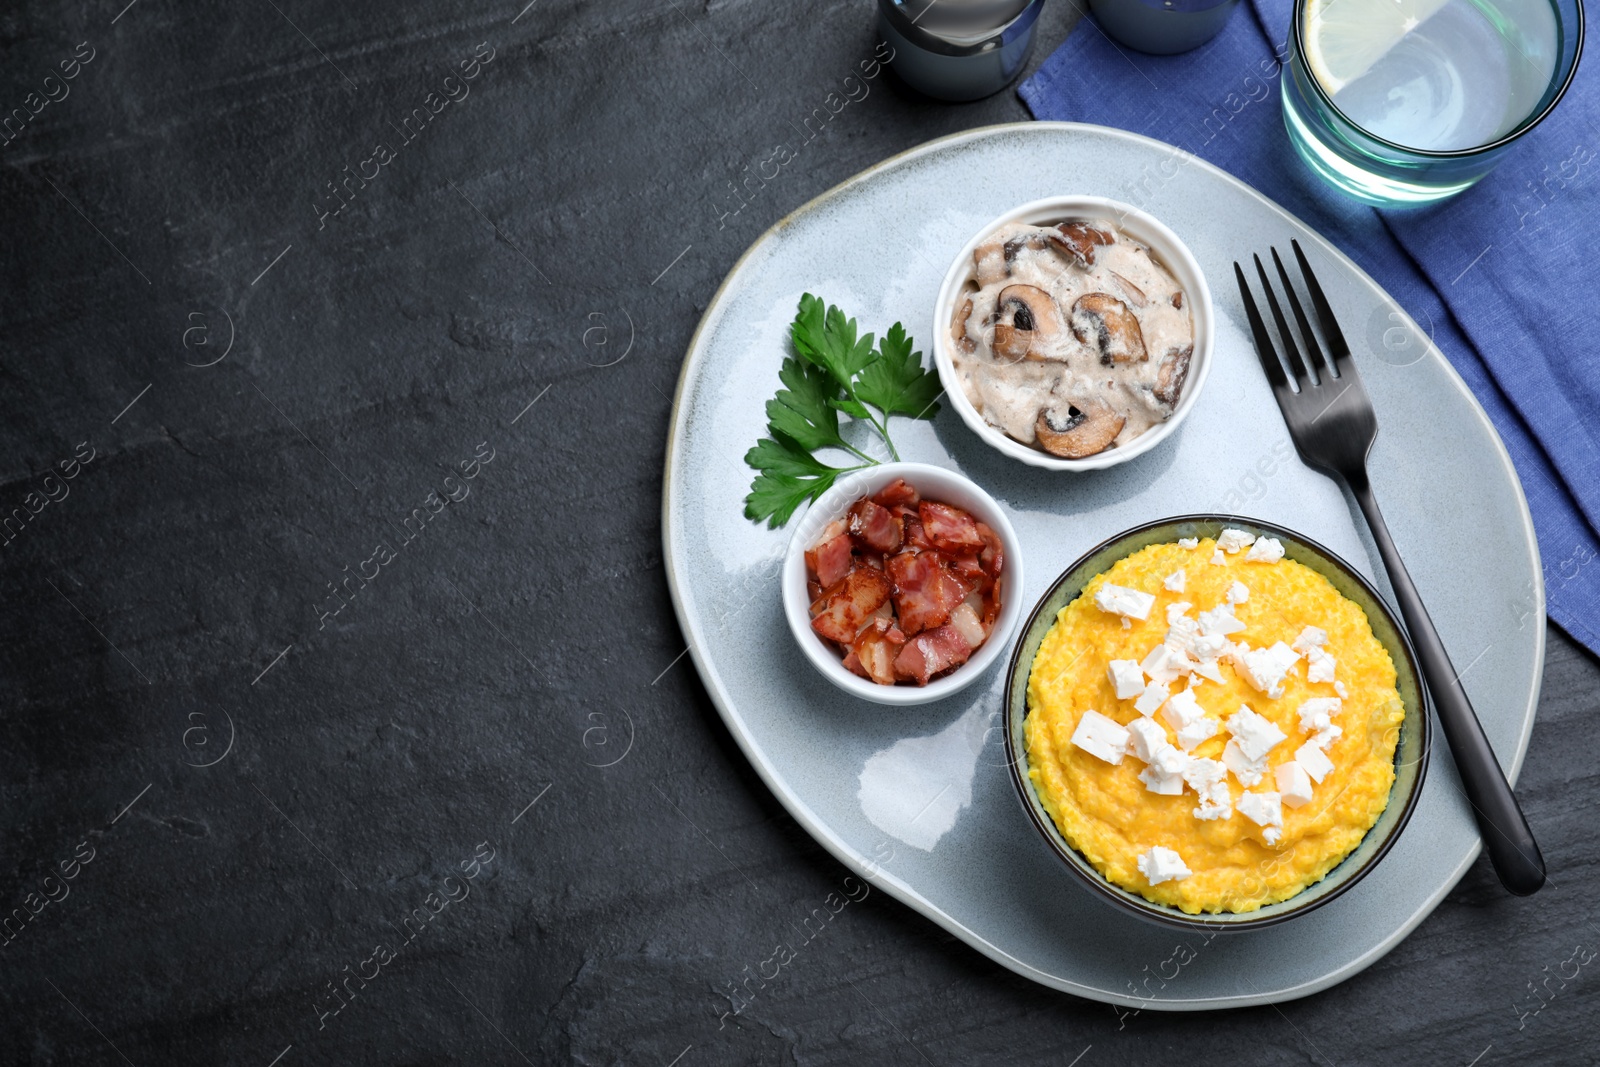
[1020, 0, 1600, 655]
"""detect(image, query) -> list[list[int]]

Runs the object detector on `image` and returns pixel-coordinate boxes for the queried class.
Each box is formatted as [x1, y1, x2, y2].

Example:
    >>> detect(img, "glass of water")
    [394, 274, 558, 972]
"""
[1282, 0, 1585, 205]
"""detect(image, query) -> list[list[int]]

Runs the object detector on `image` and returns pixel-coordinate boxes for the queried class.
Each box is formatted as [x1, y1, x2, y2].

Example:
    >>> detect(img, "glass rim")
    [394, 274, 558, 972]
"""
[1292, 0, 1588, 160]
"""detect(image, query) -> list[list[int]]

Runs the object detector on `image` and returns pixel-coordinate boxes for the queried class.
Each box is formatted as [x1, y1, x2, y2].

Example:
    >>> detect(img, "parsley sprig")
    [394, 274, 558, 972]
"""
[743, 294, 942, 527]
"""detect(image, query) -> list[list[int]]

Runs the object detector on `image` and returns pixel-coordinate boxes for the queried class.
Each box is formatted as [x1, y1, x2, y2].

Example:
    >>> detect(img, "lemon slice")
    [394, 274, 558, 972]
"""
[1302, 0, 1452, 94]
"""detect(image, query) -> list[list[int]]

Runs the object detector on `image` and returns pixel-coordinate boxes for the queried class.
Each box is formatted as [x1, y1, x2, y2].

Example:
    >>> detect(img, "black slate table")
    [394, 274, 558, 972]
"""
[3, 1, 1596, 1063]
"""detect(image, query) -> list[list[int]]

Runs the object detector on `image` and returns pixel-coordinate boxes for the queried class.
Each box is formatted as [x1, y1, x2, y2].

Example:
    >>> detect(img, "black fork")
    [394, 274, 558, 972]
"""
[1236, 240, 1545, 896]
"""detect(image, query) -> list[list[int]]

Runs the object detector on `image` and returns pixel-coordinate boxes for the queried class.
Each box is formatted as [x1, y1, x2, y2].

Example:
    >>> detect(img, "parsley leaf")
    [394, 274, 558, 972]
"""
[743, 295, 942, 527]
[765, 357, 848, 454]
[828, 396, 872, 421]
[743, 436, 848, 527]
[790, 294, 877, 385]
[854, 322, 942, 421]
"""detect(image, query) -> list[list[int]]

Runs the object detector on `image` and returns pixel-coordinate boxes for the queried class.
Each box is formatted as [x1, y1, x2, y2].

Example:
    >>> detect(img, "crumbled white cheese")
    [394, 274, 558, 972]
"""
[1150, 745, 1190, 778]
[1177, 537, 1200, 550]
[1071, 710, 1130, 765]
[1334, 680, 1349, 699]
[1310, 723, 1343, 748]
[1137, 846, 1192, 885]
[1295, 741, 1335, 782]
[1134, 681, 1171, 717]
[1182, 755, 1227, 791]
[1235, 641, 1301, 699]
[1226, 705, 1288, 761]
[1137, 740, 1190, 795]
[1108, 659, 1147, 700]
[1236, 790, 1283, 833]
[1296, 697, 1343, 736]
[1165, 614, 1200, 653]
[1276, 762, 1314, 807]
[1142, 643, 1194, 686]
[1190, 632, 1229, 662]
[1197, 604, 1246, 637]
[1164, 569, 1186, 593]
[1263, 827, 1282, 845]
[1210, 549, 1226, 565]
[1226, 580, 1250, 605]
[1163, 615, 1221, 681]
[1095, 583, 1156, 620]
[1217, 528, 1256, 554]
[1162, 622, 1208, 678]
[1176, 717, 1220, 751]
[1166, 601, 1194, 624]
[1222, 738, 1268, 787]
[1291, 626, 1327, 653]
[1245, 536, 1285, 563]
[1191, 656, 1226, 683]
[1140, 765, 1187, 795]
[1183, 758, 1233, 820]
[1159, 688, 1207, 731]
[1193, 781, 1233, 821]
[1126, 717, 1169, 762]
[1305, 646, 1337, 684]
[1121, 617, 1132, 629]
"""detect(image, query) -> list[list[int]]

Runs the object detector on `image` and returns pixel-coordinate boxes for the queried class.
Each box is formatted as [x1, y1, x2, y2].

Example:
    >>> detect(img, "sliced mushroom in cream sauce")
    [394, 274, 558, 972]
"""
[950, 218, 1195, 459]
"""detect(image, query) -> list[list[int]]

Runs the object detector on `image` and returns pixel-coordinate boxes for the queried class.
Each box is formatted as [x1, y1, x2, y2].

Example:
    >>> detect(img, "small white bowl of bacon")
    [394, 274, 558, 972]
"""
[783, 462, 1025, 705]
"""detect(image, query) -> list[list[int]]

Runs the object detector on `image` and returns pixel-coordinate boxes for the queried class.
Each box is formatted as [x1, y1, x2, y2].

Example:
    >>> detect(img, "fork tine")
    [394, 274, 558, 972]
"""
[1253, 254, 1310, 386]
[1233, 261, 1290, 394]
[1291, 239, 1354, 375]
[1271, 247, 1329, 381]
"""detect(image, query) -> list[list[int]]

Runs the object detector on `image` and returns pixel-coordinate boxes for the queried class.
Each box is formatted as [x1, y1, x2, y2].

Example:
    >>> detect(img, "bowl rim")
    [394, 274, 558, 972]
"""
[1001, 513, 1433, 932]
[932, 194, 1215, 472]
[781, 460, 1027, 706]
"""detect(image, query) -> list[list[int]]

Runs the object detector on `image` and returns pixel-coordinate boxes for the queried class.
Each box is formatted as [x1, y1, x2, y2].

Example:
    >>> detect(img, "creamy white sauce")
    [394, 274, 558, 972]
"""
[950, 219, 1194, 455]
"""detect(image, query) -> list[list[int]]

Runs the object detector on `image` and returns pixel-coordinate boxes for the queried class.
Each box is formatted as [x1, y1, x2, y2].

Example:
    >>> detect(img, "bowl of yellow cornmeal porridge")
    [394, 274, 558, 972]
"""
[1004, 516, 1430, 931]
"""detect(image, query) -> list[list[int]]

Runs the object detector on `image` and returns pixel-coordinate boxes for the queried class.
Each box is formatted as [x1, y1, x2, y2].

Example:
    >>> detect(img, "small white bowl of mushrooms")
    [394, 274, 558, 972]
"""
[933, 196, 1213, 471]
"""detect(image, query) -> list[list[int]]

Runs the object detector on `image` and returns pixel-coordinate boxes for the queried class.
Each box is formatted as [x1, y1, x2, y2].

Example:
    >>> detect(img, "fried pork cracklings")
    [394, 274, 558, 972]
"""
[804, 479, 1004, 687]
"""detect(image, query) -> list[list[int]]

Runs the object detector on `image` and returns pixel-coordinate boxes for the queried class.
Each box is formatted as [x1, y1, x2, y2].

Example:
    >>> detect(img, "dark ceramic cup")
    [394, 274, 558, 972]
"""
[1003, 515, 1431, 932]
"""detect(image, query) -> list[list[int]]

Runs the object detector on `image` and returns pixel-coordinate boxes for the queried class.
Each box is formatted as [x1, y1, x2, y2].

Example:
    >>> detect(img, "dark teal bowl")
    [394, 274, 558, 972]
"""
[1002, 515, 1431, 933]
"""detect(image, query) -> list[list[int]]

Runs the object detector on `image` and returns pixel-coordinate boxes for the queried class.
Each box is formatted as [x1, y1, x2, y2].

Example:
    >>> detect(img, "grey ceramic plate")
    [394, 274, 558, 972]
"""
[661, 123, 1544, 1010]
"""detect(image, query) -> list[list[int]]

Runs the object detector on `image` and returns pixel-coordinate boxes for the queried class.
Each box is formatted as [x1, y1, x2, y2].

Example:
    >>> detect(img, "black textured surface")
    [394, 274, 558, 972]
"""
[2, 1, 1597, 1064]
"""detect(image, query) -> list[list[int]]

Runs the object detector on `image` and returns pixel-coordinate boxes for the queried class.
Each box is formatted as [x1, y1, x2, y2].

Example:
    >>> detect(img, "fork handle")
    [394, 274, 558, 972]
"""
[1347, 471, 1546, 895]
